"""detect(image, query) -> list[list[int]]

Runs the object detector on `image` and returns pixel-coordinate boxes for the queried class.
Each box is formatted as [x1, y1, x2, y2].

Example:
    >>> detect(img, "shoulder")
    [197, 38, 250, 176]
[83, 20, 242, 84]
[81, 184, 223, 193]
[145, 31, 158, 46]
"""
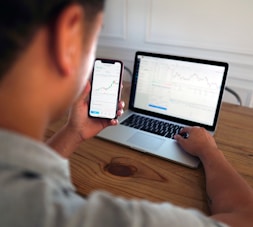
[0, 165, 85, 227]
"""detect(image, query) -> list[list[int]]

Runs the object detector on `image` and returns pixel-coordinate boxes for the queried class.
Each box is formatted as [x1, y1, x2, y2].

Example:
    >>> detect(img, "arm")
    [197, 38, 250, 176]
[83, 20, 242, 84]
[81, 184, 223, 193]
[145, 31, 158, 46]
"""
[47, 83, 124, 158]
[175, 127, 253, 227]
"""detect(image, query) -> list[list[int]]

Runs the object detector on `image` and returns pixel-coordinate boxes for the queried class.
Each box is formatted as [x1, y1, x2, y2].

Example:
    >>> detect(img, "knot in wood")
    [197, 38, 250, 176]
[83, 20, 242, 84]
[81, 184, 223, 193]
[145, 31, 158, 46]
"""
[105, 162, 137, 177]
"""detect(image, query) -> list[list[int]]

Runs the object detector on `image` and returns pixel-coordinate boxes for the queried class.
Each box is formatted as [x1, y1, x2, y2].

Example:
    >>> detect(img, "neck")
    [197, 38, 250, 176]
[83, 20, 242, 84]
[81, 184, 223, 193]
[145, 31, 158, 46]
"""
[0, 28, 60, 141]
[0, 67, 51, 141]
[0, 92, 49, 141]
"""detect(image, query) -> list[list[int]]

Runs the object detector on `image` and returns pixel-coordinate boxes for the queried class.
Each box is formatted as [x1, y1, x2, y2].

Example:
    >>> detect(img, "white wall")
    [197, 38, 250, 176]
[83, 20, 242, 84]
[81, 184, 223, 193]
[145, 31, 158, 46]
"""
[96, 0, 253, 106]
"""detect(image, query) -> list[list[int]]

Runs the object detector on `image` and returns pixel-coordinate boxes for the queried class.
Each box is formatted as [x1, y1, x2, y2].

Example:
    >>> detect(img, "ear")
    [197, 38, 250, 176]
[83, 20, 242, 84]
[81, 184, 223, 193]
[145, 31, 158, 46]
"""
[53, 4, 84, 76]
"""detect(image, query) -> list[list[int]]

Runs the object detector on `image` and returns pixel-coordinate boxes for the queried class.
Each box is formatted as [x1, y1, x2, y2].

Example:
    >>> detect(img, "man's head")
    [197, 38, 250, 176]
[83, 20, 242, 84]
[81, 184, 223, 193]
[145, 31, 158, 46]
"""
[0, 0, 105, 79]
[0, 0, 105, 137]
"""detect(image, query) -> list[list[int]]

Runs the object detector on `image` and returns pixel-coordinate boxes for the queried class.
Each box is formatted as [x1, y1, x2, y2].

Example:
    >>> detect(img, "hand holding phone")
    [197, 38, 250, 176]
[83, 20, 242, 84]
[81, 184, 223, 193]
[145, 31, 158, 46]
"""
[88, 58, 123, 119]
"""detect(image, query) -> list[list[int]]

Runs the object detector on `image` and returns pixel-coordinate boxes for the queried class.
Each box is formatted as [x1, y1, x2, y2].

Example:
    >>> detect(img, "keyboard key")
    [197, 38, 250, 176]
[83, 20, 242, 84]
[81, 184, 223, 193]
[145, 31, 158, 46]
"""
[121, 114, 183, 139]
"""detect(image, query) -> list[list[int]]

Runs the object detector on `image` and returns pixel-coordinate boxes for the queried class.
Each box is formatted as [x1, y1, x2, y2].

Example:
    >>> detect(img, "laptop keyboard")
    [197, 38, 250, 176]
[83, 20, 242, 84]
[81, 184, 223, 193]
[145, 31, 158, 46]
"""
[121, 114, 184, 139]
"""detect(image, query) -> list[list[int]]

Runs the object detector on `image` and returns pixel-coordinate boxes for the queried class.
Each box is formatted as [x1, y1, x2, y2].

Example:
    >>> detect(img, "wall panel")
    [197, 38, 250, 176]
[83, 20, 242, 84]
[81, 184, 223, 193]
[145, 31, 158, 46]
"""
[146, 0, 253, 55]
[100, 0, 127, 39]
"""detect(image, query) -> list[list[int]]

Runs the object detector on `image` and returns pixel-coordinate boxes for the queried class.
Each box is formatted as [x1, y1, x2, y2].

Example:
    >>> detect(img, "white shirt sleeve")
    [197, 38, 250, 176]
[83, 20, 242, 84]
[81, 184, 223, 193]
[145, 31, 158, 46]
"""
[80, 191, 229, 227]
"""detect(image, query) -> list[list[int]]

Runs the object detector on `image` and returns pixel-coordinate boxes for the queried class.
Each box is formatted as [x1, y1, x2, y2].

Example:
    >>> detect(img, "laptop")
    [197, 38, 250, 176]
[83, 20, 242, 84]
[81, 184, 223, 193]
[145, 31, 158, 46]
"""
[97, 51, 228, 168]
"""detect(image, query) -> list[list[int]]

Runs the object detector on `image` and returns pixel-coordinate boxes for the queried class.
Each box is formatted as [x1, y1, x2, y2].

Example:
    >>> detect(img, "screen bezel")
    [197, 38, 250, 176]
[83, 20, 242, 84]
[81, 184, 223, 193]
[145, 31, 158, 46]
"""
[88, 58, 123, 119]
[129, 51, 229, 131]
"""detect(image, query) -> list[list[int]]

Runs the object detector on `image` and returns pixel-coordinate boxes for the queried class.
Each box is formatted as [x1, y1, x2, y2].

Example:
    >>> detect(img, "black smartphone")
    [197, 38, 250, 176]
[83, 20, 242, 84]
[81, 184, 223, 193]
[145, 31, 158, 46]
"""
[88, 58, 123, 119]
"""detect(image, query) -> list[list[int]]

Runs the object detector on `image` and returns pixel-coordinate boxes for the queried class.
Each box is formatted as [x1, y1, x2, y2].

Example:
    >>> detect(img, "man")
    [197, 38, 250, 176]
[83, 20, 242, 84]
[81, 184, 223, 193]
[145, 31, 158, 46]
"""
[0, 0, 253, 226]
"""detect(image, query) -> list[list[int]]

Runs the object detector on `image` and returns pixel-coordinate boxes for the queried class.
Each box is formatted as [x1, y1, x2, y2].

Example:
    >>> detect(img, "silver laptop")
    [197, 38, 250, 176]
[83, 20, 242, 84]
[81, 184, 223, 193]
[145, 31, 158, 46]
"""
[97, 51, 228, 168]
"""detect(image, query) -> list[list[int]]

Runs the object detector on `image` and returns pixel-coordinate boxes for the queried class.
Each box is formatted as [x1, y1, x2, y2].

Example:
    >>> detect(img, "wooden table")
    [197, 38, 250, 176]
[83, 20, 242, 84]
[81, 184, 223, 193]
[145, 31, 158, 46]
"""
[46, 82, 253, 215]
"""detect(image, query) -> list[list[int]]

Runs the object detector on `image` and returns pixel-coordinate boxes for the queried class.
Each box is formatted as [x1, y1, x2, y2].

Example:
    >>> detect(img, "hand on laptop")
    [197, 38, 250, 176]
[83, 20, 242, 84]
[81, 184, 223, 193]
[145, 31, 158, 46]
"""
[174, 127, 218, 161]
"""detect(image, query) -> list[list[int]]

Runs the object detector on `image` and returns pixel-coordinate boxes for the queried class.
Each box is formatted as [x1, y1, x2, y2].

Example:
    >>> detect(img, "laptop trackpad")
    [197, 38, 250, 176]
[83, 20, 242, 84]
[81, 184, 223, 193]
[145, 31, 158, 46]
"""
[127, 132, 165, 150]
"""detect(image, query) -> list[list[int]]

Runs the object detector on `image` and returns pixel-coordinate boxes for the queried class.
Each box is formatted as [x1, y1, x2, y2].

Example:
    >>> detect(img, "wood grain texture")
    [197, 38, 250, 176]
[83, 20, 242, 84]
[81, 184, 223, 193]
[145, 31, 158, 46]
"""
[46, 82, 253, 215]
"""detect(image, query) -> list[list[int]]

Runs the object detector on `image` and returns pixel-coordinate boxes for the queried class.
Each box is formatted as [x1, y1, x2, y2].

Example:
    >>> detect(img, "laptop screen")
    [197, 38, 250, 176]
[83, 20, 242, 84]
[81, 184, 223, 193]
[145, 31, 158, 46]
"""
[129, 51, 228, 130]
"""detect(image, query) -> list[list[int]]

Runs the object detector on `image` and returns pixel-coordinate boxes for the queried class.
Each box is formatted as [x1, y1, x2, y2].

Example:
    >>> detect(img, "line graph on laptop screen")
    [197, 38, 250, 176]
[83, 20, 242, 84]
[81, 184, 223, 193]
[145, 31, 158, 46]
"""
[134, 55, 226, 126]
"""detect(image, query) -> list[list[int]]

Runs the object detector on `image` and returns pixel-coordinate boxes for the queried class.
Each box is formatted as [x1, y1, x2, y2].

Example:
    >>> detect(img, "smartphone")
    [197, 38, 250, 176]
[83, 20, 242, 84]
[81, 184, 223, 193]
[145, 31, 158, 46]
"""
[88, 58, 123, 119]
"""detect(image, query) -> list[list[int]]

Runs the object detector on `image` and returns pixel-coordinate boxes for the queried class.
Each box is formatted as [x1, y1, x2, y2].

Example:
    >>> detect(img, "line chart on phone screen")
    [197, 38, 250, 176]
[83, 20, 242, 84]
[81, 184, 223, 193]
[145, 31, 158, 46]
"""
[89, 61, 121, 118]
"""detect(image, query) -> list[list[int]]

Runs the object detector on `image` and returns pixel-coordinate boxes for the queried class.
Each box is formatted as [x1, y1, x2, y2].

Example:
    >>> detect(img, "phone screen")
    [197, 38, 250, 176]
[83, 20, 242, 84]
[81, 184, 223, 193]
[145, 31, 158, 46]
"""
[89, 59, 123, 119]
